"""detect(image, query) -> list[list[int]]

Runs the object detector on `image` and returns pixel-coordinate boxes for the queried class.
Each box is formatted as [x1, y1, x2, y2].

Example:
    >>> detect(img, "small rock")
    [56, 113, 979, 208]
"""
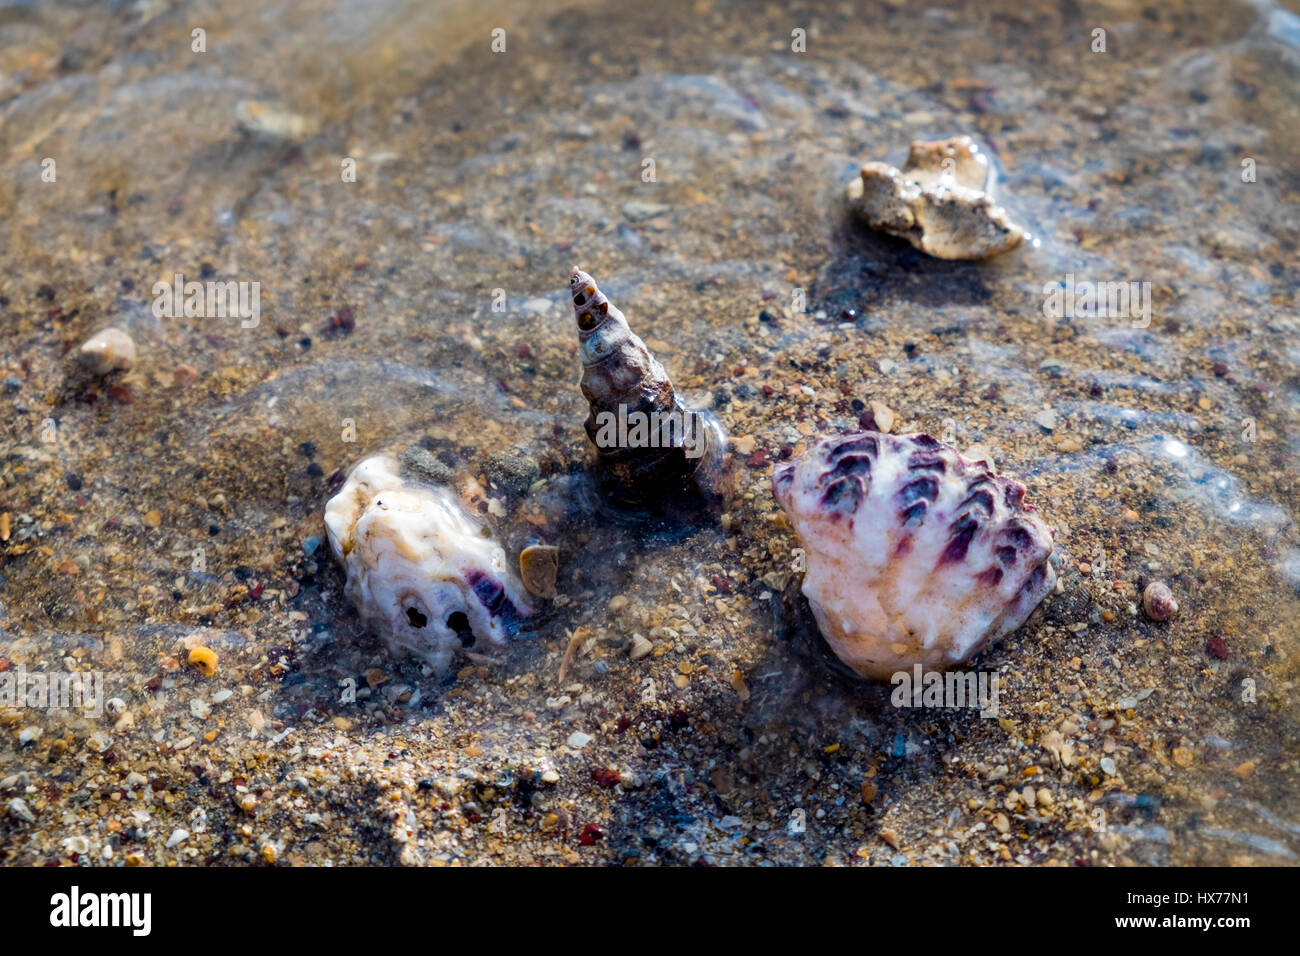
[629, 635, 654, 660]
[62, 836, 89, 855]
[1033, 408, 1057, 432]
[434, 777, 463, 798]
[487, 450, 539, 497]
[519, 297, 553, 314]
[398, 447, 454, 485]
[567, 731, 593, 749]
[79, 327, 137, 374]
[7, 798, 35, 822]
[540, 769, 560, 784]
[235, 99, 320, 141]
[1142, 581, 1179, 621]
[17, 726, 42, 747]
[165, 828, 190, 848]
[518, 544, 559, 599]
[622, 201, 670, 222]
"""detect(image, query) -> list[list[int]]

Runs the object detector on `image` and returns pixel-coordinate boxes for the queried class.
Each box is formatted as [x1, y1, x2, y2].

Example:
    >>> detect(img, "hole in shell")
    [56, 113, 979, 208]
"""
[405, 607, 428, 629]
[446, 611, 475, 647]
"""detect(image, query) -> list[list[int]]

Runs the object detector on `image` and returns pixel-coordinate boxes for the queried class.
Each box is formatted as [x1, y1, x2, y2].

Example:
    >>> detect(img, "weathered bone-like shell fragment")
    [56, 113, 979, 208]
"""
[772, 431, 1055, 678]
[846, 136, 1030, 260]
[324, 455, 531, 672]
[569, 267, 723, 503]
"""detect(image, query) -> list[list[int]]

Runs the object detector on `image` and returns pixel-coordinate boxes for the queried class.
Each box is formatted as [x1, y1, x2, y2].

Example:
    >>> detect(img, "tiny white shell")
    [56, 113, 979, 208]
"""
[79, 327, 137, 374]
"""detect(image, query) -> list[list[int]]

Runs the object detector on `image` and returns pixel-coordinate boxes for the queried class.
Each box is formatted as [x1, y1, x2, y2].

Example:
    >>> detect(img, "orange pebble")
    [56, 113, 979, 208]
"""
[187, 646, 218, 677]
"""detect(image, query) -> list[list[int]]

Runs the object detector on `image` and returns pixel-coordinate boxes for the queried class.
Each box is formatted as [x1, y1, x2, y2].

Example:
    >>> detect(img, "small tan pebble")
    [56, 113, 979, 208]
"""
[142, 509, 162, 528]
[79, 327, 137, 374]
[0, 511, 9, 542]
[172, 364, 198, 387]
[1123, 509, 1140, 522]
[868, 401, 895, 434]
[1172, 746, 1194, 768]
[332, 716, 353, 731]
[992, 812, 1010, 834]
[1232, 761, 1255, 779]
[1036, 787, 1053, 806]
[187, 645, 218, 678]
[1057, 437, 1082, 453]
[1142, 581, 1179, 621]
[729, 669, 750, 701]
[125, 853, 144, 867]
[731, 435, 756, 455]
[628, 634, 654, 660]
[540, 769, 560, 784]
[608, 594, 629, 614]
[261, 844, 277, 864]
[518, 544, 559, 599]
[859, 779, 878, 804]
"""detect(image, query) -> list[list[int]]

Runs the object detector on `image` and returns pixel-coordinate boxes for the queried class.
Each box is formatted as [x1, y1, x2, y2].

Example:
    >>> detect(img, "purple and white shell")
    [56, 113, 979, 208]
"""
[772, 431, 1055, 679]
[324, 455, 532, 672]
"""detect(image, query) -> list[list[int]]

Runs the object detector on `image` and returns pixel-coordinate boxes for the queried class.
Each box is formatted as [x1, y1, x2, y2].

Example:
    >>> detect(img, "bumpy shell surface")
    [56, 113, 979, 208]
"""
[846, 136, 1030, 260]
[324, 455, 531, 672]
[570, 267, 719, 502]
[772, 431, 1055, 678]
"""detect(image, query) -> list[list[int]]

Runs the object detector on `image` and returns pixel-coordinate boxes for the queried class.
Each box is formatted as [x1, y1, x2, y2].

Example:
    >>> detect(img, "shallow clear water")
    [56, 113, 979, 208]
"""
[0, 0, 1297, 865]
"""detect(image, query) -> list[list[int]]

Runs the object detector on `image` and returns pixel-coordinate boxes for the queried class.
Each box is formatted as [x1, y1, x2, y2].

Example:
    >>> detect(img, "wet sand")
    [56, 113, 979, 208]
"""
[1, 0, 1298, 865]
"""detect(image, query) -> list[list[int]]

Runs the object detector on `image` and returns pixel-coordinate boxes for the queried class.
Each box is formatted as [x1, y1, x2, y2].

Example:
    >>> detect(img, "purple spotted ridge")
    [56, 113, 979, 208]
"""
[772, 431, 1056, 679]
